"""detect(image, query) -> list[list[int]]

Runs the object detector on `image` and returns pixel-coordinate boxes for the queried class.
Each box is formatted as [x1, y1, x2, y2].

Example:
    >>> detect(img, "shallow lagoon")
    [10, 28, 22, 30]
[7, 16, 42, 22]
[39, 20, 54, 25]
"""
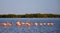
[0, 18, 60, 33]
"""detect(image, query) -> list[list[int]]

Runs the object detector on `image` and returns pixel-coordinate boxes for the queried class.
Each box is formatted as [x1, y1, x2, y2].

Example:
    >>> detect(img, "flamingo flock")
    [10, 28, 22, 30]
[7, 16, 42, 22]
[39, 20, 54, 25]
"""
[0, 22, 12, 27]
[0, 21, 54, 27]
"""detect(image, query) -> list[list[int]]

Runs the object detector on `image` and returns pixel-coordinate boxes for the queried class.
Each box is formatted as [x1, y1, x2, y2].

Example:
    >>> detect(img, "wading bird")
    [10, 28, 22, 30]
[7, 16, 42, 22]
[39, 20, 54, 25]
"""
[34, 22, 38, 26]
[47, 22, 54, 26]
[25, 22, 32, 27]
[1, 22, 12, 27]
[16, 21, 22, 26]
[40, 23, 46, 26]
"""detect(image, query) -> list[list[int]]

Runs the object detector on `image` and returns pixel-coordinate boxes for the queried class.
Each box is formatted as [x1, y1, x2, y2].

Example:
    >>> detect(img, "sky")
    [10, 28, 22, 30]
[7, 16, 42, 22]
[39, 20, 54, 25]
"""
[0, 0, 60, 14]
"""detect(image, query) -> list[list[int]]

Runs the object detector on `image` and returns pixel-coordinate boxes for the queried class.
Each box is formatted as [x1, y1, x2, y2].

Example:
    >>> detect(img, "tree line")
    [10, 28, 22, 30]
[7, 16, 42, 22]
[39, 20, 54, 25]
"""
[0, 14, 60, 18]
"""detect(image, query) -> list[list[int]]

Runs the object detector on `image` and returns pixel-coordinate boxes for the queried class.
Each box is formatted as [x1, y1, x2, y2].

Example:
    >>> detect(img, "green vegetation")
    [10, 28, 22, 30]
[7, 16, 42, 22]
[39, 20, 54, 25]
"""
[0, 13, 60, 18]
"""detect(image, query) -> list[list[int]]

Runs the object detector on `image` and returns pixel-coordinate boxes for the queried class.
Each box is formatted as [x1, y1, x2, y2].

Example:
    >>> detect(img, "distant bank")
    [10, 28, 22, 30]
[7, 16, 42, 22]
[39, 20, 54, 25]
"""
[0, 14, 60, 18]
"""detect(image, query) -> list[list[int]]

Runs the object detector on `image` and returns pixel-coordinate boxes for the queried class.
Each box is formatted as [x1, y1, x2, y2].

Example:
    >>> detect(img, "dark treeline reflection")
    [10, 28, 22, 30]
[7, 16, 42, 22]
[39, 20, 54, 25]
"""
[0, 13, 60, 18]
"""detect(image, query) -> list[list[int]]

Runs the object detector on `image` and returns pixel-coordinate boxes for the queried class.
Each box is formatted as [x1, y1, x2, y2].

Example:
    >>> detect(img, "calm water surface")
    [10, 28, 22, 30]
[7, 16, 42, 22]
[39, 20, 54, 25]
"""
[0, 18, 60, 33]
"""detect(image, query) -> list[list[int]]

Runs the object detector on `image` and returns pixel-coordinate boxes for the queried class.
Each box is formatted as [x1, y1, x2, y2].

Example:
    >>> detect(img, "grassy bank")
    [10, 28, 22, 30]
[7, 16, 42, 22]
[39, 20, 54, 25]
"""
[0, 13, 60, 18]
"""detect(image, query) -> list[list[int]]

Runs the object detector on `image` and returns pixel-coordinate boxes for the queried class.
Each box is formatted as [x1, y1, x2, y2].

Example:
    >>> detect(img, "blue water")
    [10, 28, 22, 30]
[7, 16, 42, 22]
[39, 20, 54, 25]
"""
[0, 18, 60, 33]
